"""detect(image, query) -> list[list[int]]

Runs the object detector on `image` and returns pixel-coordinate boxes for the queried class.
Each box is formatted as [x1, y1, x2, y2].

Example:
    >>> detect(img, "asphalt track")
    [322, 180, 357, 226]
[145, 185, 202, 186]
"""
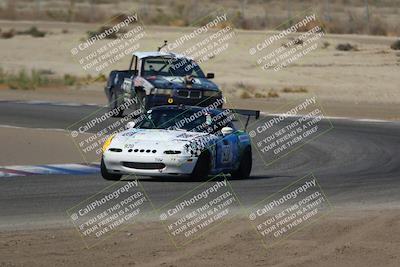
[1, 101, 400, 229]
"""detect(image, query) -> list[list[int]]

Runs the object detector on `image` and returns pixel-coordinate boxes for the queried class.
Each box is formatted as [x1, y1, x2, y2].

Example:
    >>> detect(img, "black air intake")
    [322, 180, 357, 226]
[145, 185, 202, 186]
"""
[122, 162, 165, 170]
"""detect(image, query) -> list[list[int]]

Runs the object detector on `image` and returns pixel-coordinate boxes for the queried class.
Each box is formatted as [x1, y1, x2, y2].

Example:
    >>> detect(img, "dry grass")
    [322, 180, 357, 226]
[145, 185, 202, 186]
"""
[336, 43, 359, 51]
[239, 91, 251, 99]
[322, 41, 330, 49]
[282, 87, 308, 93]
[0, 28, 15, 39]
[0, 0, 399, 36]
[17, 26, 46, 38]
[87, 26, 121, 40]
[0, 68, 106, 90]
[229, 82, 282, 99]
[1, 26, 47, 39]
[267, 90, 279, 98]
[254, 92, 266, 98]
[235, 82, 257, 94]
[390, 40, 400, 50]
[240, 89, 279, 99]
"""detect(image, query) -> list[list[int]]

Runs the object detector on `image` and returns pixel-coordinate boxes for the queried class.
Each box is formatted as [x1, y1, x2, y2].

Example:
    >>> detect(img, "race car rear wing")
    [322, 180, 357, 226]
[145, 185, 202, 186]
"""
[222, 108, 260, 130]
[231, 109, 260, 119]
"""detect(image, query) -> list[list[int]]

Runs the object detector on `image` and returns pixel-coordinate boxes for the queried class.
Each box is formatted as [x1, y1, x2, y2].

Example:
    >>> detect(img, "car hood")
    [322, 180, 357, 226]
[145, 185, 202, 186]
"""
[110, 128, 218, 155]
[144, 76, 219, 91]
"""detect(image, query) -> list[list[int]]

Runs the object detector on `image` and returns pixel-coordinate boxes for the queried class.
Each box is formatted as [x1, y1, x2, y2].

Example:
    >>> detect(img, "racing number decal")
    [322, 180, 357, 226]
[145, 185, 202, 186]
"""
[221, 145, 231, 163]
[124, 144, 135, 149]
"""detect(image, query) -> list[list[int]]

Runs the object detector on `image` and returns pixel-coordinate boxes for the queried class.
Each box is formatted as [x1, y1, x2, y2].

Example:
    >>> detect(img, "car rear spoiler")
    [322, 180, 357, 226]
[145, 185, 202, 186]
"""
[221, 108, 260, 130]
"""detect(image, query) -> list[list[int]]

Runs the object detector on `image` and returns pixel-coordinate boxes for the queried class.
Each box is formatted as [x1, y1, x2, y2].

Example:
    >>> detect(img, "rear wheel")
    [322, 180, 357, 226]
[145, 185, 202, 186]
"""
[191, 151, 211, 180]
[135, 89, 147, 110]
[110, 90, 124, 117]
[230, 147, 252, 179]
[101, 157, 122, 181]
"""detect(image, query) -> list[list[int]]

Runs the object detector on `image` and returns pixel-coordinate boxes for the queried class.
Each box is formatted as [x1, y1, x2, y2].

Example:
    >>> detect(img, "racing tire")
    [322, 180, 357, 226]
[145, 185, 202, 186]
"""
[191, 151, 211, 180]
[110, 90, 124, 117]
[230, 147, 252, 179]
[101, 157, 122, 181]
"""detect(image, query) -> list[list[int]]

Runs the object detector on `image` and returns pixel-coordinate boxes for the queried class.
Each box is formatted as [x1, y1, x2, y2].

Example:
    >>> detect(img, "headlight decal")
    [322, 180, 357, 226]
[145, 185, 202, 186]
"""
[203, 90, 221, 97]
[152, 88, 173, 95]
[102, 134, 116, 153]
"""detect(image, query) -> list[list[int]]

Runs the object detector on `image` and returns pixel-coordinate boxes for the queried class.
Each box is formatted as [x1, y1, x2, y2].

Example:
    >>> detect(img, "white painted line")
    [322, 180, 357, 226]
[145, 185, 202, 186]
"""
[0, 100, 103, 107]
[0, 124, 70, 133]
[0, 163, 100, 177]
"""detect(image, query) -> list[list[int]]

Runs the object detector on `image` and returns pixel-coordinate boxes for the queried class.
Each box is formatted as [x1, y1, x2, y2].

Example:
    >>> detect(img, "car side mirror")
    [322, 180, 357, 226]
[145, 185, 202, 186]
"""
[221, 127, 233, 136]
[126, 121, 136, 129]
[122, 78, 132, 91]
[206, 73, 215, 79]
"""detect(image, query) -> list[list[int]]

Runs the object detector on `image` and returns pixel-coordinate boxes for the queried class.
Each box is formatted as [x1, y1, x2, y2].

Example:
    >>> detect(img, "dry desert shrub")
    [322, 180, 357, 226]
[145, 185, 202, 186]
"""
[87, 26, 119, 39]
[1, 29, 15, 39]
[267, 90, 279, 98]
[17, 26, 46, 38]
[282, 87, 308, 93]
[368, 17, 389, 36]
[109, 13, 133, 24]
[390, 40, 400, 50]
[0, 69, 50, 90]
[235, 82, 257, 93]
[0, 67, 105, 90]
[322, 41, 330, 49]
[240, 91, 252, 99]
[297, 19, 325, 33]
[241, 90, 279, 99]
[336, 43, 359, 51]
[254, 92, 267, 98]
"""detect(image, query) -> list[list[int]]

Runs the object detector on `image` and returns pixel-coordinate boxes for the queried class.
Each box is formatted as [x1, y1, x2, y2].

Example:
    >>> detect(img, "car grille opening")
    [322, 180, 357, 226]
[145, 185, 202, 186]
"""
[164, 150, 181, 154]
[190, 91, 201, 98]
[109, 148, 122, 152]
[122, 162, 166, 170]
[177, 90, 189, 97]
[176, 89, 202, 99]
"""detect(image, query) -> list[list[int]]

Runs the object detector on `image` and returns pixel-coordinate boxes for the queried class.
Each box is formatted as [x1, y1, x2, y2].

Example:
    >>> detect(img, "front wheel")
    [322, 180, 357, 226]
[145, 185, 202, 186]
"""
[191, 151, 211, 180]
[101, 157, 122, 181]
[230, 147, 252, 179]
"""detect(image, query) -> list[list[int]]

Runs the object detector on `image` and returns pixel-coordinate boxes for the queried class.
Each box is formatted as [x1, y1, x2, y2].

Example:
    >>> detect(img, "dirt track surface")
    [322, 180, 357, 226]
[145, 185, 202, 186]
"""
[0, 210, 399, 267]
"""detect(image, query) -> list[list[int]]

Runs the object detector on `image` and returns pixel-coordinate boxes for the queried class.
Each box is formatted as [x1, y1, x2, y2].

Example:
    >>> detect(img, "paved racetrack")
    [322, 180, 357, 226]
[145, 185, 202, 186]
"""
[1, 101, 399, 229]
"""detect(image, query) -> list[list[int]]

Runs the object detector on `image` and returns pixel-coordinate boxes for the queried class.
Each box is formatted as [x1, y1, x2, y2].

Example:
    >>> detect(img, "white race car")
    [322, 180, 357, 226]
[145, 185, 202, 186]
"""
[100, 105, 259, 180]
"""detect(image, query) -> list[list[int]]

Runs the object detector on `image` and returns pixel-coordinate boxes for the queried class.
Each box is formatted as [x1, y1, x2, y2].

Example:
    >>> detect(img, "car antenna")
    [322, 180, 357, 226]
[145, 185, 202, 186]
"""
[158, 40, 168, 51]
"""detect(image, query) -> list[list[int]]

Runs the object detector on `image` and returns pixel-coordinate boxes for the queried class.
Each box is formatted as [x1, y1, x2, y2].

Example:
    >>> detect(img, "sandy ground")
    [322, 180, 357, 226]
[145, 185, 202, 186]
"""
[0, 20, 399, 120]
[0, 209, 399, 267]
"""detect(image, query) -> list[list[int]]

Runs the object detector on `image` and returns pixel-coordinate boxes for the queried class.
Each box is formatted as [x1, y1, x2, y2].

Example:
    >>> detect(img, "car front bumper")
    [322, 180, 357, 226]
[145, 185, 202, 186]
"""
[103, 151, 198, 177]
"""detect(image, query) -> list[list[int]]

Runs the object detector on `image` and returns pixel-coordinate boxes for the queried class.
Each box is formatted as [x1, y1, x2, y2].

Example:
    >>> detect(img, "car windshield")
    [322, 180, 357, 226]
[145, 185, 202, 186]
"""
[137, 109, 229, 133]
[142, 57, 205, 78]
